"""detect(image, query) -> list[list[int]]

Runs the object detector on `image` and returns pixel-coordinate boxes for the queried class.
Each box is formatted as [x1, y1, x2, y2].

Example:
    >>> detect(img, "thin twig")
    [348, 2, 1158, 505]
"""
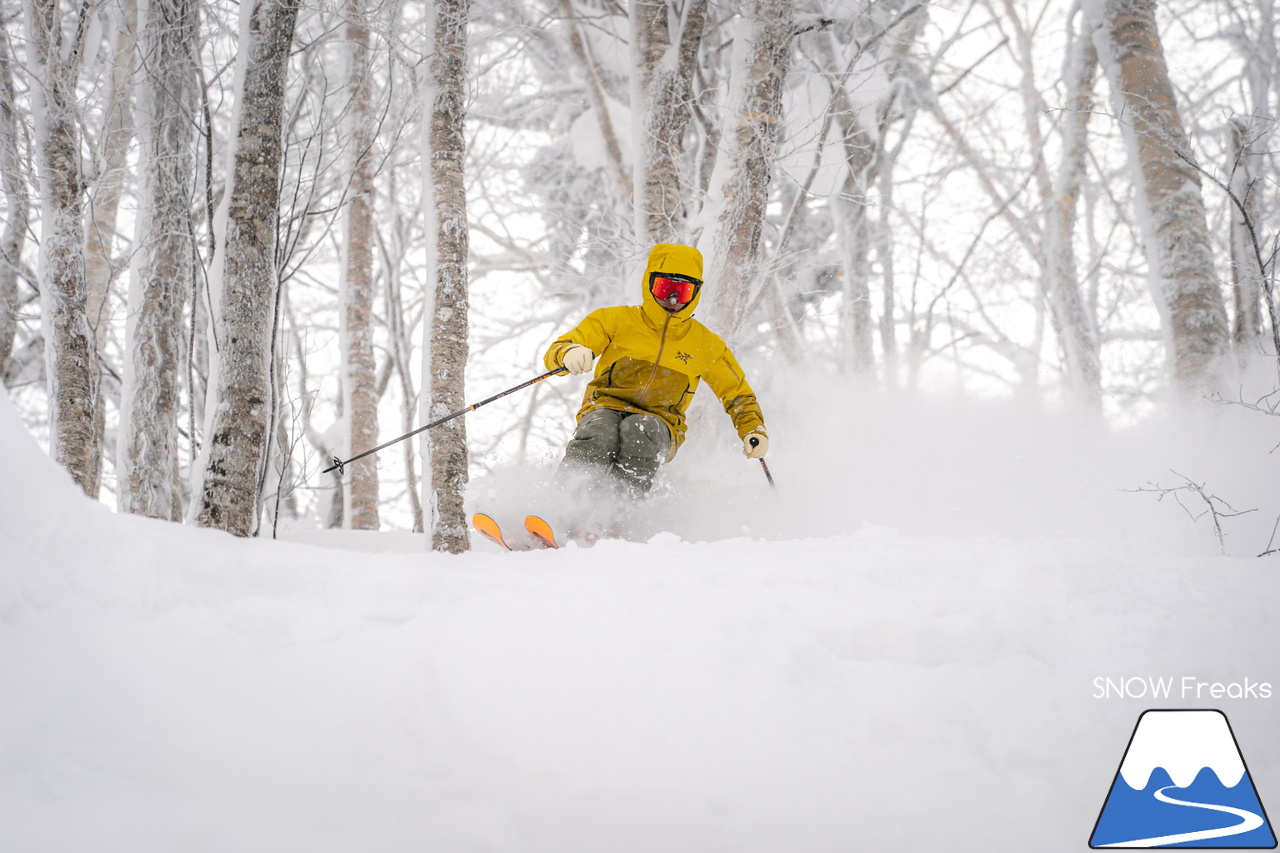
[1128, 470, 1256, 554]
[1260, 514, 1280, 558]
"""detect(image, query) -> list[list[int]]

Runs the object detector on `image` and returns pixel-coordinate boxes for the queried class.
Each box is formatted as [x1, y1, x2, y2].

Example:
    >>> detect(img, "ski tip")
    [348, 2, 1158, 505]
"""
[472, 513, 511, 551]
[524, 515, 559, 549]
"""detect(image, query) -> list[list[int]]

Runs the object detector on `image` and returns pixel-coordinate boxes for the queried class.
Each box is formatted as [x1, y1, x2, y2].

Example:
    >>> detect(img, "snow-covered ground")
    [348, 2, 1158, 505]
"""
[2, 381, 1278, 852]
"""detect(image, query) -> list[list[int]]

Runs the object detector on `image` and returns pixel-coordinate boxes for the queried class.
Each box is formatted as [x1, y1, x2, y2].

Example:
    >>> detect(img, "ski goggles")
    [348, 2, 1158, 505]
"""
[650, 272, 701, 305]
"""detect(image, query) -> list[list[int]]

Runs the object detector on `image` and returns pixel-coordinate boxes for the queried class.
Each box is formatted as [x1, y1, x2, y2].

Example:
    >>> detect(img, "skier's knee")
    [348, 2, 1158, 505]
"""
[563, 409, 622, 467]
[618, 413, 670, 458]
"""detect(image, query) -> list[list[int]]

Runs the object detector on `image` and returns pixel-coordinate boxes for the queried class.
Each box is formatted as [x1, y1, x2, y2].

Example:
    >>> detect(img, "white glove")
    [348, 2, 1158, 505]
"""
[562, 344, 595, 375]
[742, 431, 768, 459]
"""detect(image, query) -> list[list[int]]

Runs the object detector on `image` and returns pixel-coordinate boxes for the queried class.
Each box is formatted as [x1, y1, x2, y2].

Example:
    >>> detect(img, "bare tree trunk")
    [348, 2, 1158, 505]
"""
[84, 0, 135, 338]
[630, 0, 708, 245]
[699, 0, 794, 342]
[117, 0, 198, 521]
[261, 329, 297, 536]
[815, 5, 921, 379]
[1090, 0, 1230, 397]
[1229, 0, 1275, 360]
[814, 20, 878, 378]
[0, 23, 27, 377]
[195, 0, 300, 536]
[556, 0, 632, 208]
[875, 101, 919, 390]
[420, 0, 471, 554]
[1229, 118, 1265, 356]
[23, 0, 100, 497]
[1045, 14, 1103, 407]
[830, 99, 877, 378]
[82, 0, 136, 494]
[374, 183, 424, 532]
[341, 0, 379, 530]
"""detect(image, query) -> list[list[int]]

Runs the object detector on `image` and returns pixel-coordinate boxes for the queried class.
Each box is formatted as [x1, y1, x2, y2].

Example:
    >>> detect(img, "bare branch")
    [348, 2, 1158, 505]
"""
[1128, 470, 1257, 554]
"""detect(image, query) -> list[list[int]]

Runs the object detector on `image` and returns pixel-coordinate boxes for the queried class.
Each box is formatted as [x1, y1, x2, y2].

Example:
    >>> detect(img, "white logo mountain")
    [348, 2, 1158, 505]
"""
[1090, 709, 1276, 849]
[1118, 710, 1246, 790]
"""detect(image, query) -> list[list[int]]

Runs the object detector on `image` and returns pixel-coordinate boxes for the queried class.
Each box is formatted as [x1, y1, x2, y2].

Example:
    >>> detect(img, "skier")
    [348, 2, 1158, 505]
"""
[543, 243, 769, 513]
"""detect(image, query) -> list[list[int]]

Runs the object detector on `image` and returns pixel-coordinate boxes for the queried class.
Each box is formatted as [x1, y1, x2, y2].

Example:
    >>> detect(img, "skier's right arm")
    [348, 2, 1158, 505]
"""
[544, 309, 614, 374]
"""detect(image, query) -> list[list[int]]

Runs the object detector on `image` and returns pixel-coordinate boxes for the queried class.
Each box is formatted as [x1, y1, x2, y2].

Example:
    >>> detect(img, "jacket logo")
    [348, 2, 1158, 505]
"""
[675, 351, 693, 364]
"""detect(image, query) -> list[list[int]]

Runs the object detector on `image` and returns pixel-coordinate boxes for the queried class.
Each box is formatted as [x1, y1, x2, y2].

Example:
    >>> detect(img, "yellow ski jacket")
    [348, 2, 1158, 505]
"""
[544, 244, 766, 459]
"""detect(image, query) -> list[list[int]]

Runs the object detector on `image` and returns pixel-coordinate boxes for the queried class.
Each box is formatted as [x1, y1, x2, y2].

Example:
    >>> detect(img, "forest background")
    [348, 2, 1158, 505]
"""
[1, 0, 1278, 552]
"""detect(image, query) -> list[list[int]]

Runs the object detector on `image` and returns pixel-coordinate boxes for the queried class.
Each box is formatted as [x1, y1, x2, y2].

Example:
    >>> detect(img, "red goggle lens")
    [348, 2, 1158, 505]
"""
[652, 276, 697, 304]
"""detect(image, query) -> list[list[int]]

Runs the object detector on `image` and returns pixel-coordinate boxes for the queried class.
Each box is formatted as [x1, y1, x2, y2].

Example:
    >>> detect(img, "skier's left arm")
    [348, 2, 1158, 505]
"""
[703, 347, 768, 458]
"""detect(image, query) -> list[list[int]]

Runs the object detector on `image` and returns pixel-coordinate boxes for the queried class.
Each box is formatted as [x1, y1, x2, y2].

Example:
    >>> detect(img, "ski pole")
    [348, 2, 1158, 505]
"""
[748, 436, 776, 488]
[323, 367, 568, 475]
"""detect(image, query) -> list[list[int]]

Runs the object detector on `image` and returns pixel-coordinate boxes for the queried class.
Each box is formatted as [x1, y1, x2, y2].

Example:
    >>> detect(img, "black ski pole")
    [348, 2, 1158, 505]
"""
[323, 367, 568, 475]
[748, 436, 775, 488]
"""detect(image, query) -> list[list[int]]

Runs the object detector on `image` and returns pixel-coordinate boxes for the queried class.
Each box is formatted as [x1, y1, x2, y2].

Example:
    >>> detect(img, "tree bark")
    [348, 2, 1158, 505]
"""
[0, 23, 26, 378]
[83, 0, 137, 493]
[823, 20, 878, 379]
[557, 0, 632, 207]
[630, 0, 708, 245]
[1045, 15, 1103, 407]
[23, 0, 101, 497]
[1090, 0, 1230, 396]
[117, 0, 198, 521]
[341, 0, 379, 530]
[810, 4, 921, 379]
[421, 0, 471, 553]
[699, 0, 794, 343]
[1228, 118, 1265, 356]
[196, 0, 300, 536]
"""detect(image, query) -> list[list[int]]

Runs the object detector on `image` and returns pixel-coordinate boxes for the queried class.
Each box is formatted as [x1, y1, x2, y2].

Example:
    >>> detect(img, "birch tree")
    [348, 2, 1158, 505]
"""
[83, 1, 135, 323]
[699, 0, 794, 343]
[340, 0, 379, 530]
[1225, 0, 1276, 360]
[819, 3, 922, 379]
[83, 0, 136, 489]
[555, 0, 632, 212]
[116, 0, 198, 520]
[0, 21, 26, 378]
[22, 0, 101, 496]
[630, 0, 708, 245]
[1045, 10, 1103, 407]
[829, 70, 879, 377]
[420, 0, 471, 553]
[1228, 118, 1266, 356]
[195, 0, 300, 536]
[1089, 0, 1230, 396]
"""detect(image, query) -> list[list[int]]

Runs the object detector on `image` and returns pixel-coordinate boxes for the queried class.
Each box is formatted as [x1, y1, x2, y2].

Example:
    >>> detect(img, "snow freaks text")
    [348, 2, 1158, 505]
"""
[1093, 677, 1274, 701]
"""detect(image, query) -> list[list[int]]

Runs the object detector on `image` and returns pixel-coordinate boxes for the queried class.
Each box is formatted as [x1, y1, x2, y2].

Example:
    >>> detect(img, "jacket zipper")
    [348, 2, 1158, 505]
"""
[638, 312, 672, 404]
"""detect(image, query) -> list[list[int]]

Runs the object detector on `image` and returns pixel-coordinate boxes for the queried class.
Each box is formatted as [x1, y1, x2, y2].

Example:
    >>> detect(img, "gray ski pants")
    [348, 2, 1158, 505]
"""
[560, 408, 671, 495]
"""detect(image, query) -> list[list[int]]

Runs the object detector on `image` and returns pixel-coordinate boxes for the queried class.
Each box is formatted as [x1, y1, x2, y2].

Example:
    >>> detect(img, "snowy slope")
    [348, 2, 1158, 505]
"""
[2, 386, 1279, 853]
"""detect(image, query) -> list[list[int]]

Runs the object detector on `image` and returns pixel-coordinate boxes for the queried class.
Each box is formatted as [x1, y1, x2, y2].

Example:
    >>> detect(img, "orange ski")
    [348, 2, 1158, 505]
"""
[524, 516, 559, 549]
[472, 513, 511, 550]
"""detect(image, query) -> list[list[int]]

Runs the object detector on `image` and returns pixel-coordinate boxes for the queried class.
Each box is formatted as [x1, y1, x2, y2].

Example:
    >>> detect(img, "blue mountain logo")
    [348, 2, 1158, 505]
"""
[1090, 709, 1276, 848]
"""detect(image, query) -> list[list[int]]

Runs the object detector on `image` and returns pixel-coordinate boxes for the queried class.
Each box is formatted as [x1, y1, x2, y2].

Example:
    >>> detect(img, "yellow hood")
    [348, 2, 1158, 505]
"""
[641, 243, 704, 322]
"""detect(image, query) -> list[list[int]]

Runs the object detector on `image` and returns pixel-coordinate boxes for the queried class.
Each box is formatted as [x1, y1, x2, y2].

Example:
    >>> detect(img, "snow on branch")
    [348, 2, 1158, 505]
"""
[1170, 140, 1280, 378]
